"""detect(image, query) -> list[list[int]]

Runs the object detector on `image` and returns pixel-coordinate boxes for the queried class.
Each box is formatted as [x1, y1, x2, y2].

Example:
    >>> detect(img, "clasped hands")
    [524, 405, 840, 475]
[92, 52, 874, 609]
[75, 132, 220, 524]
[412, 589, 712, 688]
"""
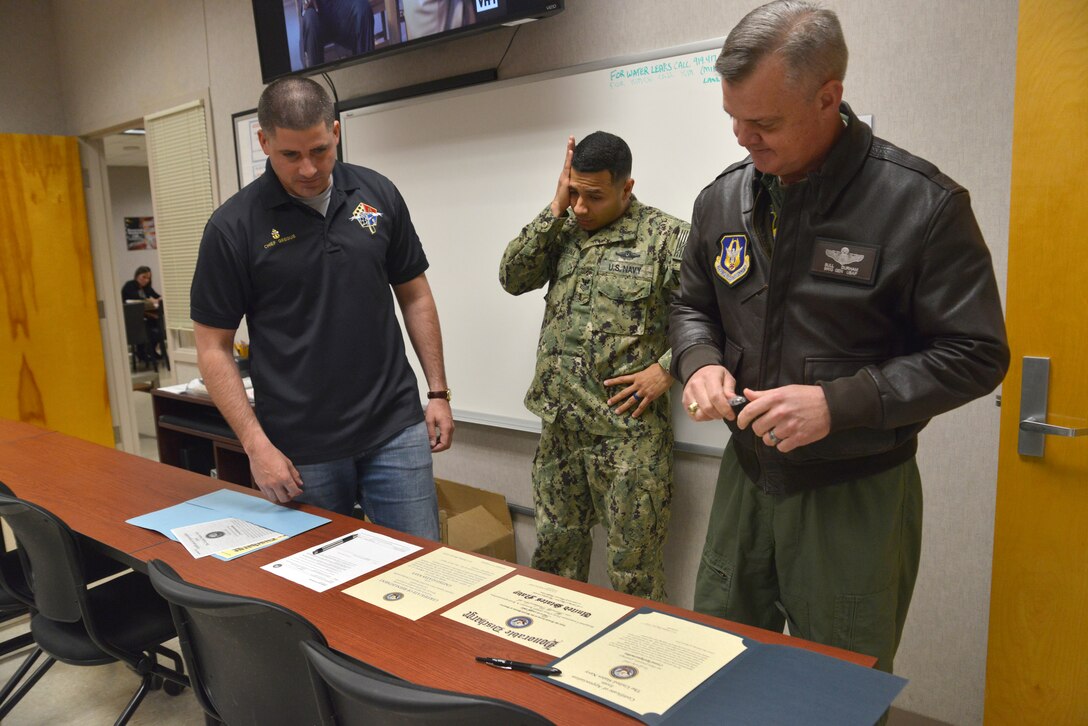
[682, 365, 831, 452]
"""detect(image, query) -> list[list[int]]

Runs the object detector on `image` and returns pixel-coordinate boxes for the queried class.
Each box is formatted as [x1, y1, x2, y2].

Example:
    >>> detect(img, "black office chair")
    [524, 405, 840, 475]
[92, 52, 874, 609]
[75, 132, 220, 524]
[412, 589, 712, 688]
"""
[300, 640, 555, 726]
[0, 478, 124, 714]
[0, 493, 187, 725]
[0, 544, 37, 708]
[147, 559, 327, 726]
[0, 478, 34, 662]
[123, 300, 153, 372]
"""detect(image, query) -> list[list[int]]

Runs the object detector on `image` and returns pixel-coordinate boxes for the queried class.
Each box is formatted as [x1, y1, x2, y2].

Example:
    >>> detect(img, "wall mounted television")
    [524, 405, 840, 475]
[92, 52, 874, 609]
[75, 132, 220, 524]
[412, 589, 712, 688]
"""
[252, 0, 564, 83]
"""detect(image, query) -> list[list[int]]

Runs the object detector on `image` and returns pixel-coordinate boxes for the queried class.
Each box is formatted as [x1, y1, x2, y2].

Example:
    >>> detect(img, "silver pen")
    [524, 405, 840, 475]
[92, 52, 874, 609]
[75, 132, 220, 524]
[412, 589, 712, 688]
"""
[312, 533, 360, 555]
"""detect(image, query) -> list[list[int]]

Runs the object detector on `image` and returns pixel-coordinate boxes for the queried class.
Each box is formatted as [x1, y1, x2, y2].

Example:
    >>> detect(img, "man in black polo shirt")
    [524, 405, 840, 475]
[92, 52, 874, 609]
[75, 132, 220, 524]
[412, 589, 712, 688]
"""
[190, 76, 453, 539]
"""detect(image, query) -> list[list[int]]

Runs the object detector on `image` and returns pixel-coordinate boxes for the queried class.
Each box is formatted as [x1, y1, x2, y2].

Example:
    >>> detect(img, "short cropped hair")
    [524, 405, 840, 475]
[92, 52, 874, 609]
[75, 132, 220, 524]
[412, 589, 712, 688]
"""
[257, 77, 336, 135]
[716, 0, 847, 92]
[571, 131, 633, 185]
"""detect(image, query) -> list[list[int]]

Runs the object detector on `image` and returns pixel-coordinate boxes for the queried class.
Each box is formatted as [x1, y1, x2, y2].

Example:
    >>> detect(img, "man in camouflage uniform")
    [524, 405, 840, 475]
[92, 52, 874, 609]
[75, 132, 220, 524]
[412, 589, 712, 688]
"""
[500, 132, 689, 601]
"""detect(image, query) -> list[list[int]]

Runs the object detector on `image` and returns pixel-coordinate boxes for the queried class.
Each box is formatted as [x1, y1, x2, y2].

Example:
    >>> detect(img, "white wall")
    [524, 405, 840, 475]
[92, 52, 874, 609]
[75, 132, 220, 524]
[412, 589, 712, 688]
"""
[25, 1, 1020, 722]
[108, 166, 160, 303]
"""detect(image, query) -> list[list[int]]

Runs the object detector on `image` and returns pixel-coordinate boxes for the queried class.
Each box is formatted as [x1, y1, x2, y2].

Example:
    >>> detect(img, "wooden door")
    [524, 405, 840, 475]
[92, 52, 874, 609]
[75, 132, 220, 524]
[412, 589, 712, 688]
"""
[984, 1, 1088, 722]
[0, 134, 113, 446]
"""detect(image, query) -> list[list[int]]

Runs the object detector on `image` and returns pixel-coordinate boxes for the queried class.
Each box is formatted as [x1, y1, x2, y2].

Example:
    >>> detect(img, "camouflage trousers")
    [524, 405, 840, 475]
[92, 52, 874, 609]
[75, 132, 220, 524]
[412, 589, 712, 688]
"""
[530, 422, 673, 601]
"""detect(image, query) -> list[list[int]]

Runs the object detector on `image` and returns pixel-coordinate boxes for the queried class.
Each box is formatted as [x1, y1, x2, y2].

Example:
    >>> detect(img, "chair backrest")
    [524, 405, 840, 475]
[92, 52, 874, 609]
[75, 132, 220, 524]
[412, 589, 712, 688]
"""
[0, 493, 89, 624]
[0, 481, 32, 612]
[147, 559, 328, 726]
[300, 640, 555, 726]
[122, 300, 149, 346]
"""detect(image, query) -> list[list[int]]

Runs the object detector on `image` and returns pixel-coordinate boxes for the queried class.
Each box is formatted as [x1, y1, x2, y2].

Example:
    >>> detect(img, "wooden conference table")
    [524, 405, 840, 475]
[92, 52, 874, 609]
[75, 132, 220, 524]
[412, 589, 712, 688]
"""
[0, 419, 874, 724]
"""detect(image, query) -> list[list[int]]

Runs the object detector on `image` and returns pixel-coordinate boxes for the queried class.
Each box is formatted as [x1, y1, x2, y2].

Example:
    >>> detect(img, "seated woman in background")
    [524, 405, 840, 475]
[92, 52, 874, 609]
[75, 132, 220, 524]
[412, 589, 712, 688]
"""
[121, 266, 166, 364]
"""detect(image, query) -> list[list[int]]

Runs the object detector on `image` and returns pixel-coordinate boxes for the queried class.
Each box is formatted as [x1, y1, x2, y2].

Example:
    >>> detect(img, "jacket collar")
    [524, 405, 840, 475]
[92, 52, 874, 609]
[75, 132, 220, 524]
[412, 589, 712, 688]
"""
[742, 101, 872, 216]
[579, 196, 643, 248]
[810, 101, 872, 215]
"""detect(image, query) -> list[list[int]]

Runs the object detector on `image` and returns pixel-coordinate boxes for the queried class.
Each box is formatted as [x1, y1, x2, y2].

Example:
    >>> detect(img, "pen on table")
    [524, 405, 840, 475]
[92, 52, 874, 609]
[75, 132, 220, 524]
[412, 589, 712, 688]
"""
[475, 657, 561, 676]
[312, 533, 359, 555]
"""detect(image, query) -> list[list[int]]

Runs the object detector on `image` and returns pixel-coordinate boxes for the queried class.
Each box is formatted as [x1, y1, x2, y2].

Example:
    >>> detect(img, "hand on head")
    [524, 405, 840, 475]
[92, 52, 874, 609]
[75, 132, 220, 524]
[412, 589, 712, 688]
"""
[550, 136, 576, 217]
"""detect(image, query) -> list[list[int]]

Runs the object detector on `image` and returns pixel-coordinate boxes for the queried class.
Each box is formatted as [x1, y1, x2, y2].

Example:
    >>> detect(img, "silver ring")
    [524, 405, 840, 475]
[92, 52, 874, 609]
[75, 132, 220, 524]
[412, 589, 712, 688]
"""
[768, 428, 780, 445]
[631, 392, 641, 401]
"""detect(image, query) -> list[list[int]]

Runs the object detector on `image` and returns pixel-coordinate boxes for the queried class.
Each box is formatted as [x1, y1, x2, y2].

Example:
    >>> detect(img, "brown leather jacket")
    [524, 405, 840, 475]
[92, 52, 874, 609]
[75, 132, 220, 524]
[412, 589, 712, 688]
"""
[669, 103, 1009, 494]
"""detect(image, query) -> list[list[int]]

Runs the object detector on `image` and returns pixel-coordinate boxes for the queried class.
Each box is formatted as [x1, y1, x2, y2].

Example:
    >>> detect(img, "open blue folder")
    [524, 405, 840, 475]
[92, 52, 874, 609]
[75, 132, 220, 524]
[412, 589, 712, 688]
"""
[126, 488, 330, 560]
[539, 608, 906, 725]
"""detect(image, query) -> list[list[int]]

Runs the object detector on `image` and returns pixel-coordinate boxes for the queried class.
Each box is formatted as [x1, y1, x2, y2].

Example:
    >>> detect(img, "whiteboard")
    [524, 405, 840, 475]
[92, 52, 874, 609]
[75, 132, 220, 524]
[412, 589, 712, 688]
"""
[341, 42, 746, 455]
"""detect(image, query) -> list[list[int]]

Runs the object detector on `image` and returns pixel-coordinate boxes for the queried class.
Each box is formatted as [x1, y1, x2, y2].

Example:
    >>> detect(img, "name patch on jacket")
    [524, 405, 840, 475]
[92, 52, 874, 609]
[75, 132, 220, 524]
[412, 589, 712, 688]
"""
[715, 234, 750, 286]
[811, 239, 880, 284]
[599, 251, 650, 278]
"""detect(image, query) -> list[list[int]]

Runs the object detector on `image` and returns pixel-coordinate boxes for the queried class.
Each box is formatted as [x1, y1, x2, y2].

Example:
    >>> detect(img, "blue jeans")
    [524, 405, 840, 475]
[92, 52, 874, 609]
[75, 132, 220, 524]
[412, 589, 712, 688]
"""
[294, 421, 439, 540]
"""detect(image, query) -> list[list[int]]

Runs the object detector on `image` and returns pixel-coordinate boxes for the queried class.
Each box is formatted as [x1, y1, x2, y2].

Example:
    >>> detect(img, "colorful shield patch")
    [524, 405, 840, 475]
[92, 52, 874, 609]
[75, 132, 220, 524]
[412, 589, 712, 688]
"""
[349, 201, 383, 234]
[714, 234, 750, 285]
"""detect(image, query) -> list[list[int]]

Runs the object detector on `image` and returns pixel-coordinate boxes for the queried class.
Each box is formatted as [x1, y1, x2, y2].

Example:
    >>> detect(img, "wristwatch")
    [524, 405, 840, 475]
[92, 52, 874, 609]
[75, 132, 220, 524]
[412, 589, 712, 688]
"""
[427, 389, 452, 401]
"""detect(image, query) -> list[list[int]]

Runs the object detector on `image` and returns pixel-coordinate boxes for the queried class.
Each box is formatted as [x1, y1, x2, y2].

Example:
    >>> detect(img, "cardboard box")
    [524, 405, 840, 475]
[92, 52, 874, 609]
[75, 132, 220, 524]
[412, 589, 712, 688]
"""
[435, 478, 516, 564]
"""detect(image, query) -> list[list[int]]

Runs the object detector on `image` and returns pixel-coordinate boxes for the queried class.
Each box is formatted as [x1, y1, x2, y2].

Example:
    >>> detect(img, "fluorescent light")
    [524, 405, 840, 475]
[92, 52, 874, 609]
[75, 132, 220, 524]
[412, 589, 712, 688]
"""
[122, 128, 146, 135]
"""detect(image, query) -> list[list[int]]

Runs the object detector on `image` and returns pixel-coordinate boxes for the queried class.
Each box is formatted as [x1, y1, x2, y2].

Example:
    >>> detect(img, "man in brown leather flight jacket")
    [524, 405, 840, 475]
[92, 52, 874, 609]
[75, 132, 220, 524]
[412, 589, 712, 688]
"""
[669, 0, 1009, 674]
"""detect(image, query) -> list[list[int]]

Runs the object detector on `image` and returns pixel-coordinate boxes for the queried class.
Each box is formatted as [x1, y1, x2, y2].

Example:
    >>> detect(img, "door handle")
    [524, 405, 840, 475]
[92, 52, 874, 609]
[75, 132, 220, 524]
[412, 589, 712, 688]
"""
[1019, 418, 1088, 437]
[1018, 356, 1087, 457]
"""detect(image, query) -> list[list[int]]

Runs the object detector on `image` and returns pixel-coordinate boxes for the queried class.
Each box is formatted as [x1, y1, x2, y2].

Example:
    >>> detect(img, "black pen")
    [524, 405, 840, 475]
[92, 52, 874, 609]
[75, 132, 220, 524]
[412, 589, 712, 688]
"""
[476, 657, 561, 676]
[312, 533, 360, 555]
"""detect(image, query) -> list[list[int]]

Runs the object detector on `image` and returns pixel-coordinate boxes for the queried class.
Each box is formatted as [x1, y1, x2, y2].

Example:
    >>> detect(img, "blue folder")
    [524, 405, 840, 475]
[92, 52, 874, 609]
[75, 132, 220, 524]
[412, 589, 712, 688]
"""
[126, 488, 330, 560]
[540, 608, 906, 725]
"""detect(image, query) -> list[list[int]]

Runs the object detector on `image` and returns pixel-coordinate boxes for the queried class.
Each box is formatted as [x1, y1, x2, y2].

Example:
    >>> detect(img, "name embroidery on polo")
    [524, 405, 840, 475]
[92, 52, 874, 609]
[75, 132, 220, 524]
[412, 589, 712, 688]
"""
[810, 238, 880, 284]
[715, 233, 750, 285]
[263, 228, 297, 249]
[349, 201, 383, 234]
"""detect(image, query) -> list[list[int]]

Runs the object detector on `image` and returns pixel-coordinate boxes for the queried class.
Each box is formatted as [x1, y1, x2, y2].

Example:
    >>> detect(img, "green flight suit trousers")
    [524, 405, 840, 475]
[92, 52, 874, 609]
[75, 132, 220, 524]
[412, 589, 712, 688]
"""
[694, 441, 922, 673]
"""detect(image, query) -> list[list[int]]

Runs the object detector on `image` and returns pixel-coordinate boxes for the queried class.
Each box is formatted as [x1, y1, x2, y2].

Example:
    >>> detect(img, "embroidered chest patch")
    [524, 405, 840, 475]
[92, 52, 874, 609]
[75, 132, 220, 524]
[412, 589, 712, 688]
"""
[810, 239, 880, 284]
[349, 201, 383, 234]
[715, 234, 750, 286]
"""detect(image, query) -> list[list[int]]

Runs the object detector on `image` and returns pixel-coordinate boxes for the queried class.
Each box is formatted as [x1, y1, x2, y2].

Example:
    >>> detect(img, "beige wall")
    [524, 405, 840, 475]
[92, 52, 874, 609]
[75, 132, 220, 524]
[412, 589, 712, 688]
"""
[0, 1, 66, 134]
[19, 1, 1019, 722]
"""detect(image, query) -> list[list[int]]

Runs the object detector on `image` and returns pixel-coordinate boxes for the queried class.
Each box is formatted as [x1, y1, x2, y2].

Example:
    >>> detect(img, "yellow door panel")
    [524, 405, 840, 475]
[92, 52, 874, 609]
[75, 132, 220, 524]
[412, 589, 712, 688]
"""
[0, 134, 112, 446]
[985, 1, 1088, 723]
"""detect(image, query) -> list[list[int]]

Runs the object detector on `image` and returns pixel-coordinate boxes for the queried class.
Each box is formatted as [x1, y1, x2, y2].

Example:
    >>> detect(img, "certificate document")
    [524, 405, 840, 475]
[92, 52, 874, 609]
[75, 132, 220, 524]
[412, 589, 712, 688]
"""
[261, 529, 420, 592]
[171, 517, 282, 559]
[550, 610, 746, 717]
[343, 547, 514, 620]
[442, 575, 632, 656]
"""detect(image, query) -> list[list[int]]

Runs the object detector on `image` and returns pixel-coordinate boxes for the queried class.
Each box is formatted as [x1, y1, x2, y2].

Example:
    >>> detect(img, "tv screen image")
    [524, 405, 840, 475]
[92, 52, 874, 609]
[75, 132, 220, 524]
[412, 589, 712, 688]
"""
[252, 0, 564, 82]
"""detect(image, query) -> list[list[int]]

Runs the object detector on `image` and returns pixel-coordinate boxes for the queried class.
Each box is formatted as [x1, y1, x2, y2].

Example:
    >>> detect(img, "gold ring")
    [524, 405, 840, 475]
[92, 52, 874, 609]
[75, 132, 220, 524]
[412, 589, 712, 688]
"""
[687, 401, 699, 415]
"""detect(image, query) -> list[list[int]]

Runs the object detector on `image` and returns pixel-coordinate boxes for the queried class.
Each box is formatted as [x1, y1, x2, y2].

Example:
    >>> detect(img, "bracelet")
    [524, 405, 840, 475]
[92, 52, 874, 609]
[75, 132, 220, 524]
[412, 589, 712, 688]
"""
[427, 389, 452, 401]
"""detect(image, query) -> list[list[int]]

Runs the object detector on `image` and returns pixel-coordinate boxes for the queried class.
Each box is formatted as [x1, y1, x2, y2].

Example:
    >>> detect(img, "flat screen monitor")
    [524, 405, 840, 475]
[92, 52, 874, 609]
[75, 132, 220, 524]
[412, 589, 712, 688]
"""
[252, 0, 564, 83]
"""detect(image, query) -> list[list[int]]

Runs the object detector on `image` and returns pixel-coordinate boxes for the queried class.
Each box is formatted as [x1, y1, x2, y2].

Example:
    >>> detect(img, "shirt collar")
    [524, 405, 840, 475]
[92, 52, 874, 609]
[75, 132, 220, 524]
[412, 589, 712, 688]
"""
[258, 159, 361, 211]
[579, 196, 643, 247]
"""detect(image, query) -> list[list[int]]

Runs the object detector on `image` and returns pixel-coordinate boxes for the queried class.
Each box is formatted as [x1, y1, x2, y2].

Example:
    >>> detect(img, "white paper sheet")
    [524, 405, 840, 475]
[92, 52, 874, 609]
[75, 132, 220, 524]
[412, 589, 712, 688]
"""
[261, 528, 421, 592]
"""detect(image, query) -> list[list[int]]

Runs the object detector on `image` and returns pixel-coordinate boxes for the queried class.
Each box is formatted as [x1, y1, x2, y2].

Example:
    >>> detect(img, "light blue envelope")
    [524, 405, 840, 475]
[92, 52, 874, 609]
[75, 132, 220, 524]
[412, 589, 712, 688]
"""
[126, 488, 330, 559]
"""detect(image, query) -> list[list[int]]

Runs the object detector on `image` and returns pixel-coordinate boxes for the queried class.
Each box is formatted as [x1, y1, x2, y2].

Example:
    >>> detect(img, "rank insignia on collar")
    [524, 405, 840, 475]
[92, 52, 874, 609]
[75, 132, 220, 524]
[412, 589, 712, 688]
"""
[349, 201, 383, 234]
[715, 234, 750, 286]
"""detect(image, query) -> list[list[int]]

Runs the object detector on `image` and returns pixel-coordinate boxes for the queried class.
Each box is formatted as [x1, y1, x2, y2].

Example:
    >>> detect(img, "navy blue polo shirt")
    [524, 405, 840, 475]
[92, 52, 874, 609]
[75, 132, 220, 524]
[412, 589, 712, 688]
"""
[191, 160, 427, 464]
